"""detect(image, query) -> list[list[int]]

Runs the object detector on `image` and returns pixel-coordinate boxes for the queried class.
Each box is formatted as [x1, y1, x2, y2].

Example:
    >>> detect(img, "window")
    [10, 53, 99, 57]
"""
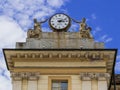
[48, 76, 71, 90]
[52, 80, 68, 90]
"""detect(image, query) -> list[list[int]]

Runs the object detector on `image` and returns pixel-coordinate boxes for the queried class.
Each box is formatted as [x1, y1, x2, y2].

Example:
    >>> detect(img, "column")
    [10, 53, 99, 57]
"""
[80, 73, 92, 90]
[12, 79, 22, 90]
[92, 79, 98, 90]
[28, 73, 40, 90]
[22, 78, 28, 90]
[12, 72, 40, 90]
[21, 73, 28, 90]
[97, 73, 110, 90]
[82, 80, 91, 90]
[11, 72, 22, 90]
[98, 80, 107, 90]
[37, 77, 40, 90]
[80, 73, 109, 90]
[28, 80, 37, 90]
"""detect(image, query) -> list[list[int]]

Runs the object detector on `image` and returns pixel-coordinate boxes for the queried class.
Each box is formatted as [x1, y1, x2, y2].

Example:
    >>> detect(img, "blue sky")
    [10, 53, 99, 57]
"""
[0, 0, 120, 90]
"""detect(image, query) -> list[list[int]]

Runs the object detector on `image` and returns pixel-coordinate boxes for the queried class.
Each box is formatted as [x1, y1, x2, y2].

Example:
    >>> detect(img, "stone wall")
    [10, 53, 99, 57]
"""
[16, 32, 104, 49]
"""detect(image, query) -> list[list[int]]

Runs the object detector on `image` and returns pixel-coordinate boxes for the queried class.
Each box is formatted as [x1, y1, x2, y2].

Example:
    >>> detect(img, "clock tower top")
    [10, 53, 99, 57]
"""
[16, 13, 104, 49]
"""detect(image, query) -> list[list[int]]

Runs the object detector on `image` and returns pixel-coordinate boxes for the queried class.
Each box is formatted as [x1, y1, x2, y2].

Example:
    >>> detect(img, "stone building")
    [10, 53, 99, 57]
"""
[3, 13, 117, 90]
[111, 74, 120, 90]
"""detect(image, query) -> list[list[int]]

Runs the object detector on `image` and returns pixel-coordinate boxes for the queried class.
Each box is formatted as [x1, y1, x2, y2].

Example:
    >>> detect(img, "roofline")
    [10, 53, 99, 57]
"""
[3, 48, 118, 89]
[2, 48, 118, 51]
[108, 49, 118, 90]
[3, 49, 9, 70]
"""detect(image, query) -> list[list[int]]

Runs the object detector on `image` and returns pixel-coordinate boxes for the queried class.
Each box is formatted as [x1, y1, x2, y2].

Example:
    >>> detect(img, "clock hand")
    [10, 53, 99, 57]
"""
[58, 20, 62, 22]
[58, 20, 65, 22]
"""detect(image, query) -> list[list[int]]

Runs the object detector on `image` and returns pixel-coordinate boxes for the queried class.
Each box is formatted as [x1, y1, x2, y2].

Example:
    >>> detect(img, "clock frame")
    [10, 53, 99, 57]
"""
[49, 13, 71, 32]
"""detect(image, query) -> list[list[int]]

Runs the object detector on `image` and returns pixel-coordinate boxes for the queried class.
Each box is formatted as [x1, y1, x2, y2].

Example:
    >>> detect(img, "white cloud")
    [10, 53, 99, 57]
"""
[0, 0, 69, 90]
[105, 38, 113, 43]
[0, 15, 26, 50]
[117, 55, 120, 60]
[68, 23, 79, 32]
[47, 0, 68, 8]
[92, 26, 101, 35]
[100, 35, 108, 40]
[0, 16, 26, 90]
[0, 74, 12, 90]
[91, 13, 97, 20]
[99, 34, 113, 43]
[115, 62, 120, 74]
[0, 0, 68, 31]
[0, 55, 12, 90]
[42, 27, 52, 32]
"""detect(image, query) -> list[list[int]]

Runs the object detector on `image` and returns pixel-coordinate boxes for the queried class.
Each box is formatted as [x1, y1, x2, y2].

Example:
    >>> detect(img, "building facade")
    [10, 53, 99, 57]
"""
[111, 74, 120, 90]
[3, 13, 117, 90]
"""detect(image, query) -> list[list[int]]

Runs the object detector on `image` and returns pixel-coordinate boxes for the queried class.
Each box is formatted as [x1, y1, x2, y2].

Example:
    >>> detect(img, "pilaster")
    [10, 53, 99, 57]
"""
[80, 73, 92, 90]
[28, 72, 39, 90]
[80, 72, 110, 90]
[11, 72, 22, 90]
[11, 72, 40, 90]
[97, 73, 110, 90]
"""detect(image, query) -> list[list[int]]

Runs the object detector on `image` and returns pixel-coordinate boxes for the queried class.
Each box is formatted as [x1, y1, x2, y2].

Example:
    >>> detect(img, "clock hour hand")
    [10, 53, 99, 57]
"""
[57, 19, 65, 23]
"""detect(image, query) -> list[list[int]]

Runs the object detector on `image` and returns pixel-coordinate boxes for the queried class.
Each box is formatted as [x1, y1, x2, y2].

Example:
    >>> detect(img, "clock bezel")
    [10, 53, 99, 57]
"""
[49, 13, 71, 32]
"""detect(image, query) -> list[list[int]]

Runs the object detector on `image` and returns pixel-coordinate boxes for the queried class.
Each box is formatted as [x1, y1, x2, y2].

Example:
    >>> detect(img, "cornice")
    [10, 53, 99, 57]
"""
[10, 51, 113, 60]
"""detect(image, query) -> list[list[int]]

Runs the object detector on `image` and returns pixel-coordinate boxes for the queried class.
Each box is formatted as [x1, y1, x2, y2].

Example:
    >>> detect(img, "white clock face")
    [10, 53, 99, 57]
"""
[49, 13, 71, 31]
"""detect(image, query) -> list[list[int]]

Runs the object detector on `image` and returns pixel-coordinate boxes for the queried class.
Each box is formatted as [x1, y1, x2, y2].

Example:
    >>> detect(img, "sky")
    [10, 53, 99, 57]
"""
[0, 0, 120, 90]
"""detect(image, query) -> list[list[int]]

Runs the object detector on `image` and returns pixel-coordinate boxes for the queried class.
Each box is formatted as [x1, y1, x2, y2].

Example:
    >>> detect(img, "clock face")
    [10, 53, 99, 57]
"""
[49, 13, 71, 31]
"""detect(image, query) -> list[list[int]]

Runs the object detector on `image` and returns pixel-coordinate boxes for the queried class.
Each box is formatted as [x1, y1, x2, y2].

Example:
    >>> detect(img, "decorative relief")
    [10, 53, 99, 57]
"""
[11, 72, 22, 80]
[26, 13, 94, 39]
[27, 18, 47, 38]
[11, 72, 40, 80]
[11, 52, 112, 61]
[75, 18, 93, 39]
[80, 72, 110, 80]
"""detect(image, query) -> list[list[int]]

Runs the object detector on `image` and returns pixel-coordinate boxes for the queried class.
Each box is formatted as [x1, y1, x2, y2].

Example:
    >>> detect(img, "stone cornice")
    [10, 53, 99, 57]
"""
[10, 51, 113, 61]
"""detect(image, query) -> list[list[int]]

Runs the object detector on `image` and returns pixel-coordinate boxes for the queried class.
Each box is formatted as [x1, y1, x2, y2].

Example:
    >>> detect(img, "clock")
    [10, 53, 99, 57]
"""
[49, 13, 71, 31]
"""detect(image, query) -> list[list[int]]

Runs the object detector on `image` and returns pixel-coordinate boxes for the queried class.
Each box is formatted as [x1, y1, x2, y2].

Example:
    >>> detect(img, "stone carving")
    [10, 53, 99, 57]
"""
[72, 18, 93, 39]
[11, 72, 40, 80]
[34, 19, 42, 31]
[27, 18, 47, 38]
[80, 72, 110, 80]
[80, 18, 87, 31]
[12, 52, 110, 61]
[79, 18, 93, 39]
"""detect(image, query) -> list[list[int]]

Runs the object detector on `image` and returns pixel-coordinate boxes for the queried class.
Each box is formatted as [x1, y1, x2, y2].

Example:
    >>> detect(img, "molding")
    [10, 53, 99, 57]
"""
[11, 72, 40, 80]
[80, 72, 110, 81]
[14, 61, 106, 68]
[10, 52, 112, 61]
[12, 68, 106, 75]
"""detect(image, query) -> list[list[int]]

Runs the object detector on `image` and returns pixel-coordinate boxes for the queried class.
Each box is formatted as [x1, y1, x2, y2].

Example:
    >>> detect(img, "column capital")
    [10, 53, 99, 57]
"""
[80, 72, 110, 80]
[28, 72, 40, 80]
[97, 73, 110, 80]
[11, 72, 22, 80]
[80, 72, 93, 80]
[11, 72, 40, 80]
